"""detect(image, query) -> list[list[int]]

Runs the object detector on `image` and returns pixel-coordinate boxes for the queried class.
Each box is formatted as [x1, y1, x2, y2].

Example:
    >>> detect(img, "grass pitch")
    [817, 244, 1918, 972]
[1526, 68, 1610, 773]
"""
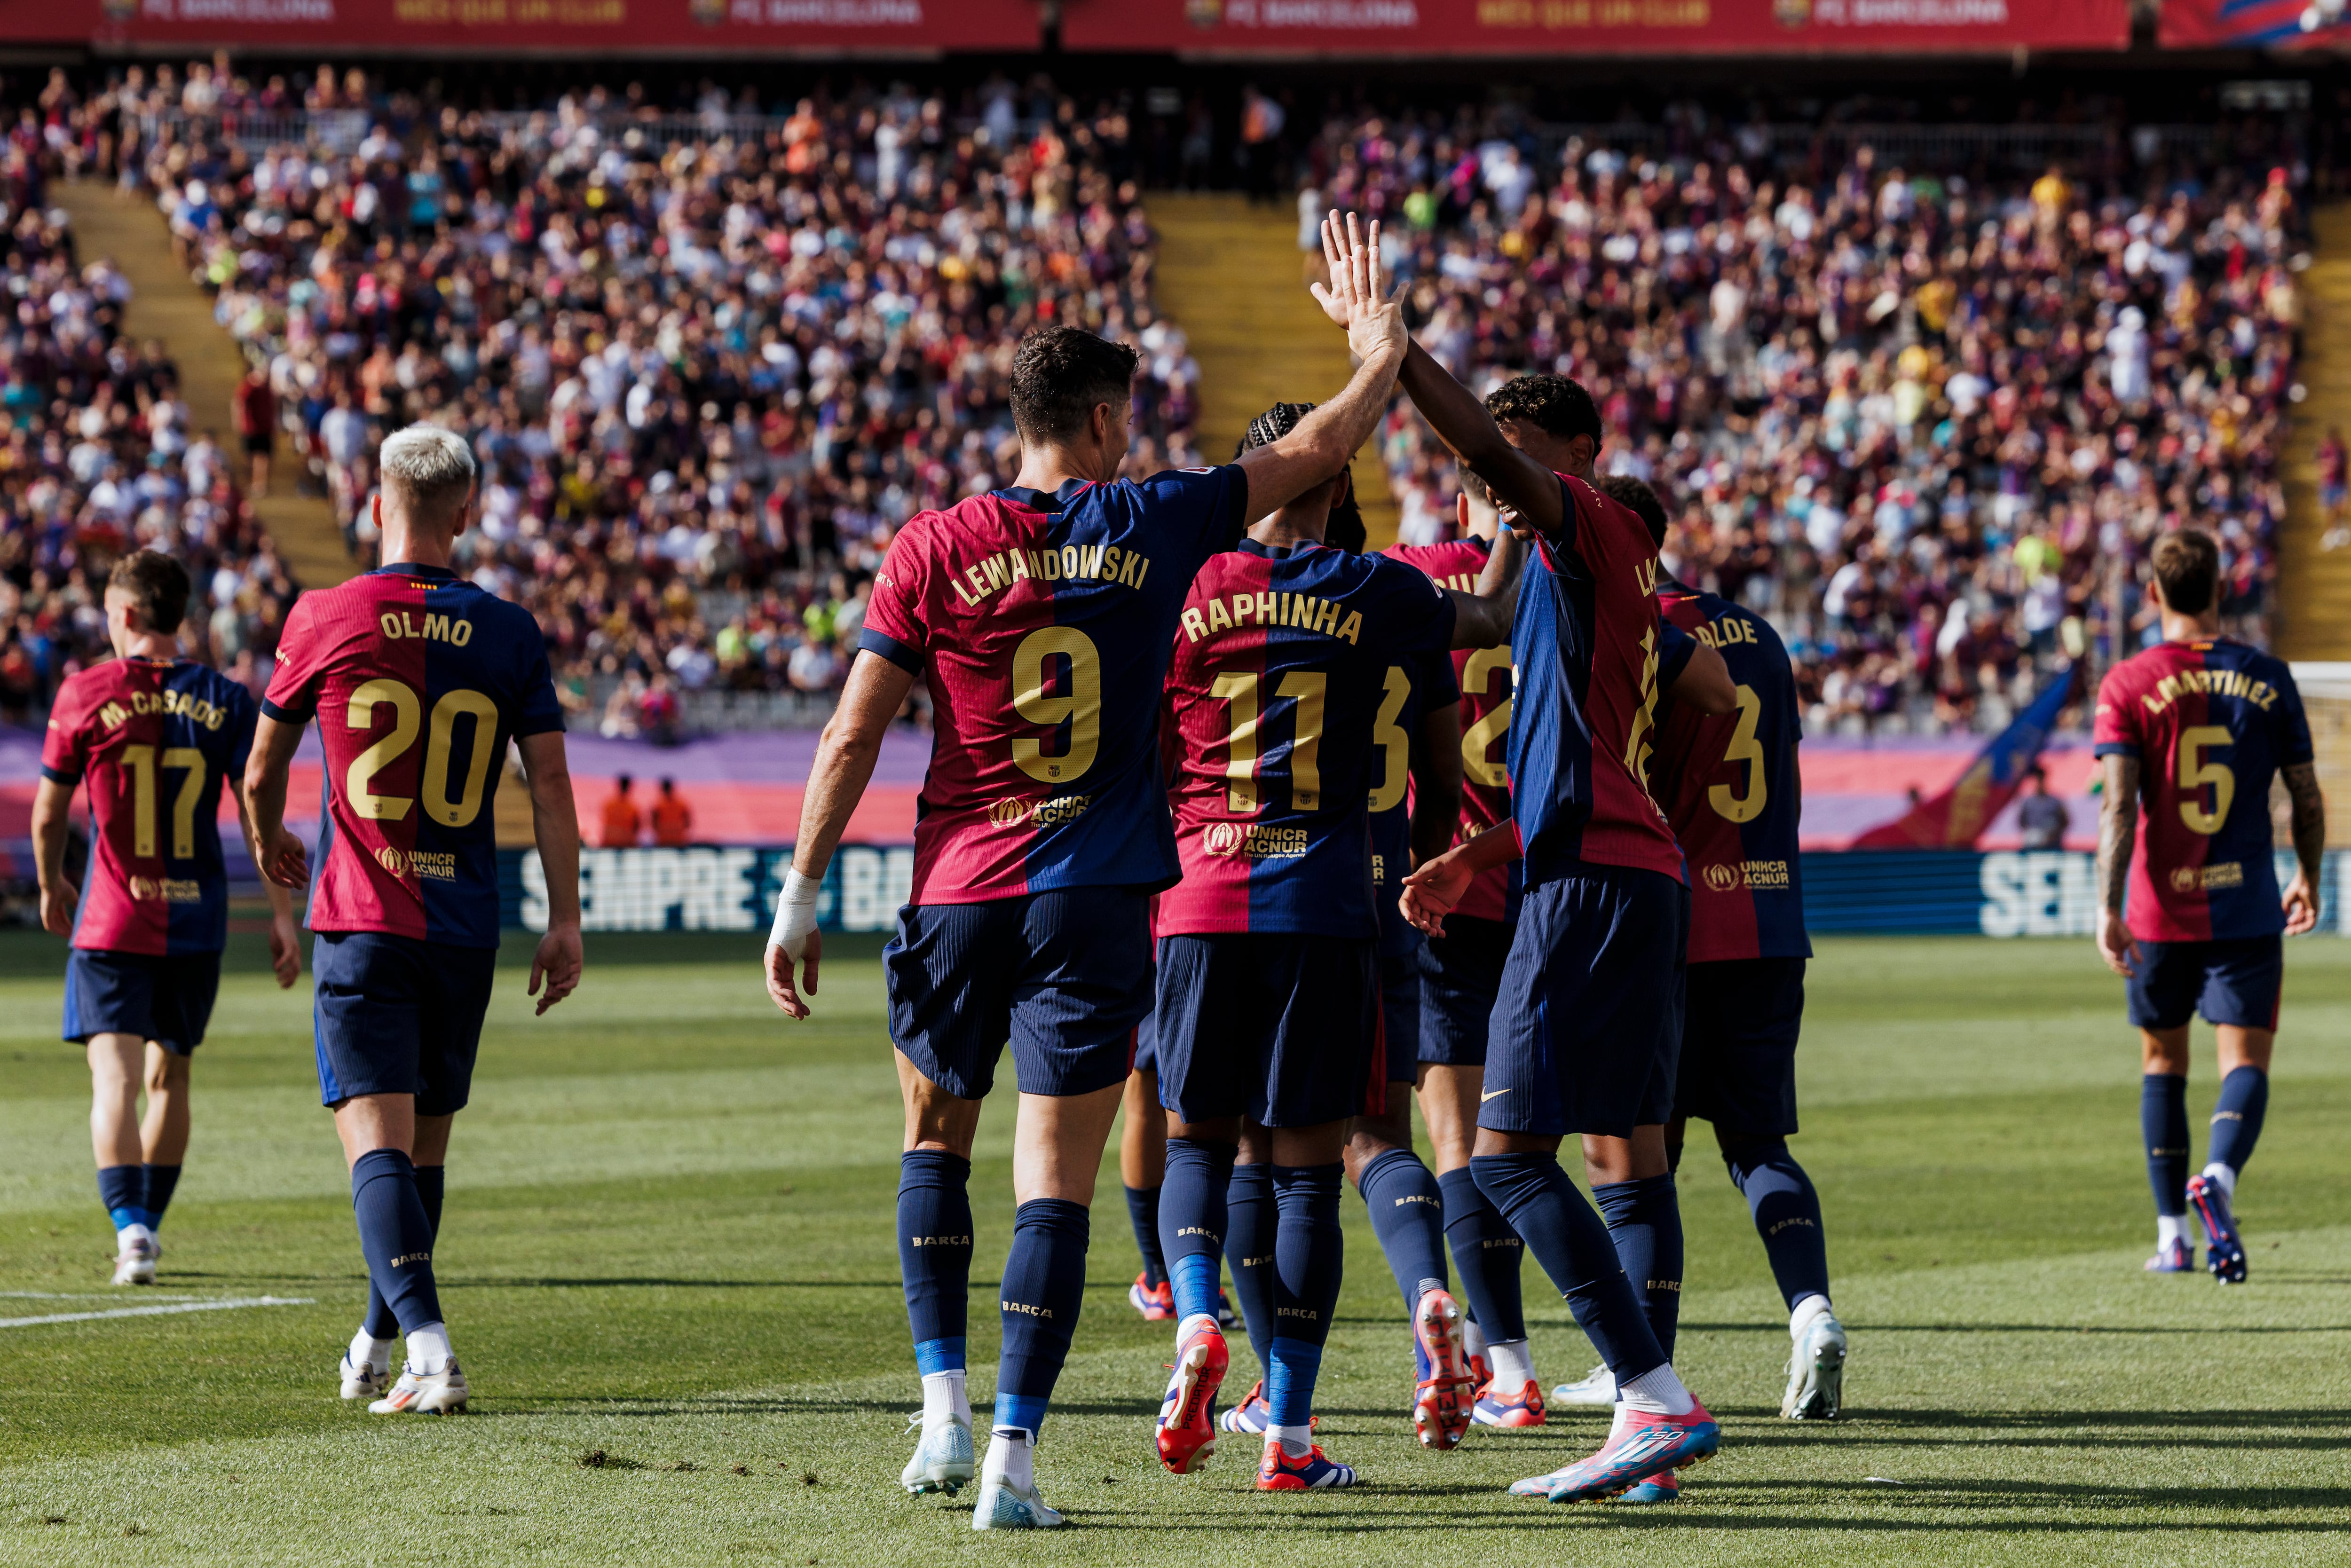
[0, 930, 2346, 1566]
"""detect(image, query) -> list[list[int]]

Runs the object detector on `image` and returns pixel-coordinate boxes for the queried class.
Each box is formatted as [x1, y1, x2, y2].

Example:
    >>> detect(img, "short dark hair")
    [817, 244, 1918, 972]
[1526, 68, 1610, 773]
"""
[108, 549, 190, 634]
[1009, 326, 1139, 445]
[1458, 465, 1493, 507]
[1597, 474, 1669, 549]
[1484, 374, 1602, 444]
[616, 773, 633, 792]
[2152, 529, 2220, 616]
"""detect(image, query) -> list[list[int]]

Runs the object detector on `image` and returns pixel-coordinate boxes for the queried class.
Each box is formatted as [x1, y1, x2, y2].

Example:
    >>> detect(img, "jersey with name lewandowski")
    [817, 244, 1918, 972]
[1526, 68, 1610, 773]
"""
[1385, 536, 1515, 924]
[1159, 539, 1458, 938]
[262, 564, 564, 947]
[41, 658, 257, 955]
[1653, 583, 1810, 962]
[2092, 636, 2312, 944]
[857, 469, 1251, 904]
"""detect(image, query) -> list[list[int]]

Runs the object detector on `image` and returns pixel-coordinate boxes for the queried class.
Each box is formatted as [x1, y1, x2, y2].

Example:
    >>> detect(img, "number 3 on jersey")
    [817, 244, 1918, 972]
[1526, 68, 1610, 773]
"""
[346, 678, 501, 828]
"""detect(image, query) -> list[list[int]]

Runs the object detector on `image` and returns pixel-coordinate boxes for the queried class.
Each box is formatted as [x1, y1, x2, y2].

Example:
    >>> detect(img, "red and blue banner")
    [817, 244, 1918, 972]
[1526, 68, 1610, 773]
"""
[2161, 0, 2349, 49]
[1850, 666, 2080, 851]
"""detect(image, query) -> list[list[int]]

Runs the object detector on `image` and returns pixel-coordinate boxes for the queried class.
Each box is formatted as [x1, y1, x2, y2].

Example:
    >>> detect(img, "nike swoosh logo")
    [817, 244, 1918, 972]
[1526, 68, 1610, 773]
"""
[1481, 1088, 1510, 1102]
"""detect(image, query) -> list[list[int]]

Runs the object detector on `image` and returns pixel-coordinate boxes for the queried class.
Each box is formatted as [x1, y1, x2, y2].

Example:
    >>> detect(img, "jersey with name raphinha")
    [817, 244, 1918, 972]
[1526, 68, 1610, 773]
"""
[1507, 474, 1684, 885]
[263, 564, 563, 947]
[1653, 584, 1810, 962]
[858, 469, 1250, 904]
[1159, 539, 1457, 938]
[1386, 536, 1515, 923]
[42, 658, 258, 955]
[2093, 636, 2312, 943]
[1367, 647, 1461, 958]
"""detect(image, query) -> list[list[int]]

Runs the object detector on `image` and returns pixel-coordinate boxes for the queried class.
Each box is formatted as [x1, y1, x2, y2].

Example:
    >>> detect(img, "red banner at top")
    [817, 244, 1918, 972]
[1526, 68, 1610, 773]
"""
[5, 0, 1039, 53]
[1064, 0, 2130, 55]
[2160, 0, 2348, 49]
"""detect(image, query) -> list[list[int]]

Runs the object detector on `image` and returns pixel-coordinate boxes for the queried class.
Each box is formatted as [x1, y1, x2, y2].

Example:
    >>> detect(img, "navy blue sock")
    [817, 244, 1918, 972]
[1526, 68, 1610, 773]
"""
[1471, 1152, 1665, 1384]
[1125, 1183, 1167, 1290]
[1593, 1174, 1684, 1362]
[2207, 1066, 2269, 1175]
[141, 1164, 182, 1229]
[1357, 1148, 1448, 1313]
[1224, 1163, 1277, 1377]
[350, 1149, 442, 1333]
[896, 1150, 973, 1373]
[2141, 1073, 2190, 1218]
[994, 1197, 1088, 1436]
[1269, 1164, 1344, 1421]
[1725, 1142, 1831, 1312]
[1439, 1164, 1527, 1342]
[363, 1165, 445, 1340]
[97, 1165, 144, 1232]
[1158, 1138, 1236, 1322]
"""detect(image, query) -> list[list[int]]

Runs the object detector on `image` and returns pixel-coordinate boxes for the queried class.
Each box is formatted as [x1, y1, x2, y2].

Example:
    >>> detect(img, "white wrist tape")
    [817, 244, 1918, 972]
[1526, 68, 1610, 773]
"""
[770, 867, 822, 961]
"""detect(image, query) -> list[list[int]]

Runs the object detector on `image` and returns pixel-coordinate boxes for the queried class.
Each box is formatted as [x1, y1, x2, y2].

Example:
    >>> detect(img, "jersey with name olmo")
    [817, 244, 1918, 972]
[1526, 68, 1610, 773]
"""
[857, 469, 1249, 905]
[1386, 536, 1514, 923]
[1158, 539, 1456, 937]
[2092, 636, 2312, 943]
[42, 658, 258, 955]
[262, 565, 564, 947]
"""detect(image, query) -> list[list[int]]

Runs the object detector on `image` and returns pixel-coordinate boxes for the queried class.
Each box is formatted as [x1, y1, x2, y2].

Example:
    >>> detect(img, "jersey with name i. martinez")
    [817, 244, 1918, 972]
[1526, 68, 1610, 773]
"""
[41, 658, 258, 955]
[2092, 635, 2312, 944]
[1386, 536, 1515, 924]
[857, 468, 1251, 904]
[1653, 583, 1811, 962]
[1508, 474, 1686, 886]
[262, 564, 564, 947]
[1159, 538, 1458, 938]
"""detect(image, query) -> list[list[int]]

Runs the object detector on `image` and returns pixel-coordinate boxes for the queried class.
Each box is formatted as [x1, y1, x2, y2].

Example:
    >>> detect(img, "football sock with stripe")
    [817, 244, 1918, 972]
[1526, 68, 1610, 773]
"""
[1270, 1162, 1344, 1456]
[1125, 1182, 1167, 1290]
[349, 1148, 443, 1336]
[1593, 1173, 1684, 1362]
[1438, 1165, 1527, 1342]
[1724, 1141, 1832, 1313]
[1224, 1161, 1278, 1376]
[97, 1164, 145, 1233]
[2205, 1066, 2269, 1188]
[1159, 1137, 1236, 1324]
[1470, 1152, 1667, 1388]
[993, 1197, 1088, 1439]
[141, 1164, 182, 1229]
[363, 1164, 443, 1341]
[2141, 1073, 2190, 1229]
[897, 1150, 974, 1378]
[1357, 1147, 1449, 1317]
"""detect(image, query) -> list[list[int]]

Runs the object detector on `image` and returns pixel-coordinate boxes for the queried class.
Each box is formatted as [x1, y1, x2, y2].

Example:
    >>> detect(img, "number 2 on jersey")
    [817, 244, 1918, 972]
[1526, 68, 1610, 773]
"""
[346, 678, 500, 829]
[2177, 724, 2235, 835]
[1459, 646, 1512, 788]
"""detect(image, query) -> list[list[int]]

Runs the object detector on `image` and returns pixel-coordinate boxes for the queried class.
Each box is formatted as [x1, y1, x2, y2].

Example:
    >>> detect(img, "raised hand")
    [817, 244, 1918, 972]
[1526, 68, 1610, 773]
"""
[1310, 210, 1401, 358]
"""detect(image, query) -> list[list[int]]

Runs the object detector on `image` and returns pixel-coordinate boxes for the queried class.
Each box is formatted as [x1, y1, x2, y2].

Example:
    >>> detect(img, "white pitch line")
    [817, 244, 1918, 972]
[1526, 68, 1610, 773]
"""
[0, 1295, 313, 1329]
[0, 1291, 204, 1301]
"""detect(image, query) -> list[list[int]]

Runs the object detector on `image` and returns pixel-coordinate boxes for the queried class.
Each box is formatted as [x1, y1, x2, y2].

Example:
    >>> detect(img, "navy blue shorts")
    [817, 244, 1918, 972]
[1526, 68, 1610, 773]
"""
[885, 886, 1152, 1101]
[1132, 1000, 1160, 1077]
[1154, 932, 1377, 1128]
[1674, 957, 1806, 1140]
[1416, 914, 1512, 1067]
[313, 932, 499, 1117]
[1380, 951, 1420, 1086]
[1480, 864, 1685, 1139]
[2127, 935, 2283, 1032]
[63, 949, 221, 1054]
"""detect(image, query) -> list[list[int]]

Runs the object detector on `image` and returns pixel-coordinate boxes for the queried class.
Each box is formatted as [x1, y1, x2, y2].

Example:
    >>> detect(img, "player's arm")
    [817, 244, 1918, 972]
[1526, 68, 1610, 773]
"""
[30, 775, 77, 938]
[2095, 752, 2141, 976]
[1234, 241, 1407, 520]
[2281, 760, 2326, 936]
[1441, 528, 1524, 648]
[519, 730, 582, 1015]
[768, 649, 917, 1019]
[1400, 820, 1521, 938]
[1409, 703, 1464, 869]
[243, 714, 312, 891]
[226, 776, 302, 988]
[1671, 639, 1736, 716]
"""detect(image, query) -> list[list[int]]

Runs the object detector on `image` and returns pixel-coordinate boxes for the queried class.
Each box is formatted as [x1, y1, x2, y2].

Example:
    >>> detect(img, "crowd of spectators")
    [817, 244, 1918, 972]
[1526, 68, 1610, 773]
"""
[1322, 104, 2307, 733]
[86, 62, 1203, 718]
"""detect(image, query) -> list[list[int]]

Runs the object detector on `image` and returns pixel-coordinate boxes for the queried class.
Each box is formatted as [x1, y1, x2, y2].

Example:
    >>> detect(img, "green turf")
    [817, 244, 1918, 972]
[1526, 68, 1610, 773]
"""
[0, 932, 2346, 1565]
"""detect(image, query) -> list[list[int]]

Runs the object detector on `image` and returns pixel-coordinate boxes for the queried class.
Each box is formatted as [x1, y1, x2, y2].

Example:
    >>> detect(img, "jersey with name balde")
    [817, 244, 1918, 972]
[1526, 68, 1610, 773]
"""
[1159, 539, 1457, 938]
[42, 658, 257, 955]
[2093, 636, 2312, 943]
[263, 565, 564, 947]
[1386, 536, 1515, 924]
[1653, 584, 1810, 962]
[858, 468, 1251, 905]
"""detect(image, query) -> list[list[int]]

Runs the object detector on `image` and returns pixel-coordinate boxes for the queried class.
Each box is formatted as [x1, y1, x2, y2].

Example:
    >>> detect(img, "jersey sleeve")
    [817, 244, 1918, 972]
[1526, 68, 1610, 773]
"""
[2091, 667, 2141, 757]
[39, 678, 90, 785]
[260, 595, 323, 723]
[1376, 555, 1458, 654]
[2272, 664, 2316, 767]
[512, 610, 565, 737]
[857, 520, 930, 675]
[1657, 616, 1698, 692]
[1137, 465, 1252, 559]
[1417, 647, 1460, 709]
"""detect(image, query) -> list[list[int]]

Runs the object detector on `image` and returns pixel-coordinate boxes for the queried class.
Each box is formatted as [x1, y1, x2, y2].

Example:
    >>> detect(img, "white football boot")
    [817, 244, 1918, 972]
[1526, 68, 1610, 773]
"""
[970, 1433, 1062, 1531]
[1782, 1309, 1848, 1420]
[110, 1232, 158, 1287]
[901, 1410, 976, 1495]
[369, 1360, 470, 1415]
[1551, 1362, 1617, 1407]
[339, 1353, 392, 1402]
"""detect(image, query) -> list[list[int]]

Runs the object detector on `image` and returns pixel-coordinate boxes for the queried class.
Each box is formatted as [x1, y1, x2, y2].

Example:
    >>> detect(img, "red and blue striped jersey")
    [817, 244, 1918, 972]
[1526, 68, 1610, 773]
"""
[2093, 637, 2312, 943]
[41, 658, 257, 956]
[1653, 585, 1811, 962]
[262, 564, 564, 948]
[1385, 537, 1517, 924]
[1507, 474, 1685, 886]
[1159, 539, 1457, 938]
[858, 469, 1250, 904]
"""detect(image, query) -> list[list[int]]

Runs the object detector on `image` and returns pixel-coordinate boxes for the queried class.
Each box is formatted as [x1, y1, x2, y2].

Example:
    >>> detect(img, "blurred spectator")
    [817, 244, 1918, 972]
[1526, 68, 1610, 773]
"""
[233, 362, 274, 496]
[2321, 426, 2349, 552]
[2017, 767, 2069, 849]
[650, 776, 693, 846]
[599, 772, 641, 848]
